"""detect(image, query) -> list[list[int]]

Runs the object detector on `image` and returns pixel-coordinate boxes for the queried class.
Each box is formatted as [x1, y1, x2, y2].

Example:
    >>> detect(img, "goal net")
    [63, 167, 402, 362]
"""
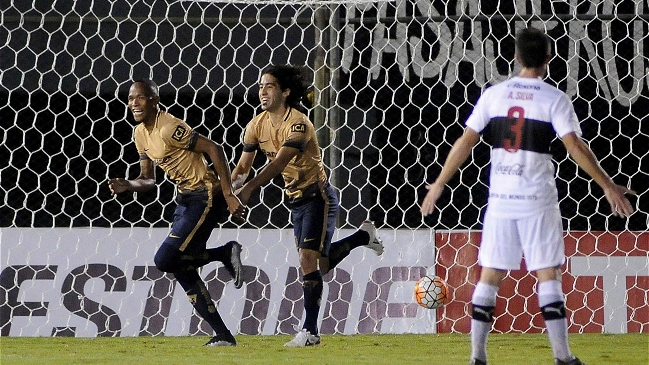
[1, 0, 647, 337]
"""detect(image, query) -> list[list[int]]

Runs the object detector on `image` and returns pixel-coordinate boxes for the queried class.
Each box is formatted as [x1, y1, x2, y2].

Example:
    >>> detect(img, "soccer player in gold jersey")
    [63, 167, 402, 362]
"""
[108, 79, 245, 346]
[232, 65, 384, 347]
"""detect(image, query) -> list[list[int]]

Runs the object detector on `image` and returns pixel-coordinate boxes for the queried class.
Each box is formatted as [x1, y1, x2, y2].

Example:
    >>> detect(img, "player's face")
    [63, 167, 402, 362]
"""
[259, 74, 288, 113]
[127, 83, 158, 124]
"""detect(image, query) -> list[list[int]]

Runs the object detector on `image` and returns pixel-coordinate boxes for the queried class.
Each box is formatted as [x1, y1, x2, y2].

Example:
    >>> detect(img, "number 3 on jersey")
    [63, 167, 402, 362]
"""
[504, 106, 525, 152]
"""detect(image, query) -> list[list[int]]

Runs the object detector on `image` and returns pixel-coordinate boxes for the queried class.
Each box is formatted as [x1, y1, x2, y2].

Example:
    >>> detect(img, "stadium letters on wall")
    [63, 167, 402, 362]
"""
[0, 228, 435, 337]
[1, 229, 646, 337]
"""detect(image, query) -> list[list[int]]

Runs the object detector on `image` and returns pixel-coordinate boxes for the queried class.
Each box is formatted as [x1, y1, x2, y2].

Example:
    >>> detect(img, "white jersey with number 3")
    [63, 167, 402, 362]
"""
[466, 77, 582, 219]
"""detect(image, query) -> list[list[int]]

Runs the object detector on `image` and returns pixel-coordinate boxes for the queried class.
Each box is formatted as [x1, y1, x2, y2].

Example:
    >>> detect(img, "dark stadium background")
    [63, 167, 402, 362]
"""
[1, 1, 647, 232]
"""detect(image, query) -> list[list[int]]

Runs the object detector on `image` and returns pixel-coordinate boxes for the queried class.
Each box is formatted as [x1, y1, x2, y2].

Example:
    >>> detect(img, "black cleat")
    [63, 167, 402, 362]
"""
[469, 359, 487, 365]
[222, 241, 243, 289]
[555, 357, 586, 365]
[204, 332, 236, 347]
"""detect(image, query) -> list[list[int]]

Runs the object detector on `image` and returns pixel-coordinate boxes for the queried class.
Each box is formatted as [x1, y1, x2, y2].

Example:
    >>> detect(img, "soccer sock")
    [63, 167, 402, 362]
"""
[177, 242, 234, 269]
[326, 231, 367, 271]
[302, 270, 323, 335]
[470, 282, 498, 362]
[179, 253, 210, 268]
[175, 269, 228, 334]
[538, 280, 573, 361]
[206, 241, 236, 263]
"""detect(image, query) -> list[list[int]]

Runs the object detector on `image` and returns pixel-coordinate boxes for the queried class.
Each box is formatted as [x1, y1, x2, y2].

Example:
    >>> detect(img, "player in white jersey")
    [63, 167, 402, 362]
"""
[420, 28, 635, 365]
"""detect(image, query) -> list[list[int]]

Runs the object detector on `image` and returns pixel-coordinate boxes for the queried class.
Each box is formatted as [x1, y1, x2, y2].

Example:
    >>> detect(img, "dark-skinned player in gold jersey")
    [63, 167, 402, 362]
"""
[108, 79, 245, 347]
[232, 65, 385, 347]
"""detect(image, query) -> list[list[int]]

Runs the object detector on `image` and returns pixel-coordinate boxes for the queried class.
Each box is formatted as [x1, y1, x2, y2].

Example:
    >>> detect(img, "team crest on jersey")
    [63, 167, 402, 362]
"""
[291, 124, 306, 133]
[172, 125, 187, 141]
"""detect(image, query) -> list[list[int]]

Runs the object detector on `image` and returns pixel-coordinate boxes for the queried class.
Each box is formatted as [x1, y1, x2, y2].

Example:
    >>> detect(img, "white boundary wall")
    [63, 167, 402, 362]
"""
[0, 228, 437, 337]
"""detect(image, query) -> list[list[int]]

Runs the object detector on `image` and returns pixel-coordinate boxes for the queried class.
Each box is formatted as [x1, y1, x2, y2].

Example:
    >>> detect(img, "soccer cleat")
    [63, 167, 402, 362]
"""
[360, 220, 384, 256]
[204, 332, 236, 347]
[469, 359, 487, 365]
[223, 241, 244, 289]
[283, 329, 321, 347]
[555, 357, 586, 365]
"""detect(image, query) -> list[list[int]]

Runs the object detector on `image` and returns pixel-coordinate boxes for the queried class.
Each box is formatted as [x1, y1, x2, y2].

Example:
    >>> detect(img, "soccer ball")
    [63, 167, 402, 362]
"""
[414, 275, 450, 309]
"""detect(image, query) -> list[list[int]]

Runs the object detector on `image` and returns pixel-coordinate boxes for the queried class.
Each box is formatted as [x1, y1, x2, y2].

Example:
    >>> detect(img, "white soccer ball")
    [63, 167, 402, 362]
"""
[414, 275, 450, 309]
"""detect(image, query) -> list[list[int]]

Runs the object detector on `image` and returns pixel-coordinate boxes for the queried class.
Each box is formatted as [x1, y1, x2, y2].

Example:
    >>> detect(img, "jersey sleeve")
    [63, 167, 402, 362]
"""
[242, 120, 259, 153]
[133, 127, 150, 160]
[465, 89, 492, 133]
[283, 119, 311, 151]
[551, 93, 582, 138]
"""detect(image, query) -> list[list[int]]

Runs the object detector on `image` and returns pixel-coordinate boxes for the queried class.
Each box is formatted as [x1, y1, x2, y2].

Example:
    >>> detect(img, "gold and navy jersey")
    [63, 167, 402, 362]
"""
[242, 107, 327, 199]
[134, 111, 219, 192]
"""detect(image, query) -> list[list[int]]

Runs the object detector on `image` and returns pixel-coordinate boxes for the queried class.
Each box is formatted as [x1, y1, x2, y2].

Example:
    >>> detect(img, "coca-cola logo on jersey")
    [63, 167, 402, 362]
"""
[494, 163, 525, 176]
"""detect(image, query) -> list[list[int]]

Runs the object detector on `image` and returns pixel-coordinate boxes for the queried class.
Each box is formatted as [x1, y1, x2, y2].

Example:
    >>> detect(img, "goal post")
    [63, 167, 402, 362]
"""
[1, 0, 648, 337]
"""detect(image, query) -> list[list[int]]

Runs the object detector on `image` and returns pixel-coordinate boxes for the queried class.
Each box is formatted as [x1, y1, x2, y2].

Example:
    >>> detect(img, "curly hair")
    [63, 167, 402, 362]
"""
[261, 65, 312, 109]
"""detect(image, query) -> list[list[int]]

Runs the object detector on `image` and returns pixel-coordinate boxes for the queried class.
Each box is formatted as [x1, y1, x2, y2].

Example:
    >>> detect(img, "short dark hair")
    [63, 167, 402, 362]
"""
[261, 65, 311, 109]
[515, 27, 551, 68]
[133, 79, 159, 97]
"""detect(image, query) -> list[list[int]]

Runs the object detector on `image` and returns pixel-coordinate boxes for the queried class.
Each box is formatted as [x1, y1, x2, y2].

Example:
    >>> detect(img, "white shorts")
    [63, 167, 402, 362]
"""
[479, 209, 565, 271]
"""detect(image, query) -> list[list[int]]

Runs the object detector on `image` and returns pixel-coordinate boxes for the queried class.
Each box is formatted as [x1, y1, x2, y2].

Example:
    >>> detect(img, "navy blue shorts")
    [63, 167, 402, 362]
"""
[289, 183, 339, 256]
[161, 188, 228, 256]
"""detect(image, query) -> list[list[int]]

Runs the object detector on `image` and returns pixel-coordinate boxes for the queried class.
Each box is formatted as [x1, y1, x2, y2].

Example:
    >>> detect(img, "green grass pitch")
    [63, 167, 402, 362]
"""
[1, 333, 647, 365]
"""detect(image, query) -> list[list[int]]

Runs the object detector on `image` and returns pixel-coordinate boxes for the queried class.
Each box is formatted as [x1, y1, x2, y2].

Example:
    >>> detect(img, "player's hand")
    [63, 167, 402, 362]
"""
[108, 178, 129, 195]
[603, 184, 635, 217]
[420, 183, 444, 217]
[232, 174, 246, 191]
[224, 193, 246, 221]
[235, 185, 252, 206]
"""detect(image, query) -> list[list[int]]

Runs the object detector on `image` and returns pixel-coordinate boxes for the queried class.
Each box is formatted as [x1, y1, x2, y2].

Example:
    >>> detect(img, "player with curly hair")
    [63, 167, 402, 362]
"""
[232, 64, 385, 347]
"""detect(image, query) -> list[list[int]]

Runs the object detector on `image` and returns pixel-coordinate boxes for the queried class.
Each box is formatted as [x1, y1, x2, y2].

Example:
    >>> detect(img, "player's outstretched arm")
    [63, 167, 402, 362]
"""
[108, 159, 156, 195]
[421, 128, 480, 216]
[236, 146, 299, 206]
[232, 151, 256, 191]
[193, 135, 244, 219]
[561, 132, 635, 217]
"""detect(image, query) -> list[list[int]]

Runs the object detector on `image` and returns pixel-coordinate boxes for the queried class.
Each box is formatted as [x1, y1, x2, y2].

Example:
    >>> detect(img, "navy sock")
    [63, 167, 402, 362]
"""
[327, 231, 367, 270]
[302, 270, 323, 335]
[175, 269, 228, 334]
[179, 241, 234, 269]
[207, 241, 235, 263]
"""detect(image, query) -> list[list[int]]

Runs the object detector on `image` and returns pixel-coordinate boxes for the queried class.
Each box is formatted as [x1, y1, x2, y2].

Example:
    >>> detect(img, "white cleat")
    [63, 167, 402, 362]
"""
[284, 328, 321, 347]
[360, 220, 384, 256]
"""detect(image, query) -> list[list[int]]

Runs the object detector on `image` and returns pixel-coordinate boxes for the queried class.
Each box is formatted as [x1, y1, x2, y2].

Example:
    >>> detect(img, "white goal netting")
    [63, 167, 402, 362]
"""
[1, 0, 648, 337]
